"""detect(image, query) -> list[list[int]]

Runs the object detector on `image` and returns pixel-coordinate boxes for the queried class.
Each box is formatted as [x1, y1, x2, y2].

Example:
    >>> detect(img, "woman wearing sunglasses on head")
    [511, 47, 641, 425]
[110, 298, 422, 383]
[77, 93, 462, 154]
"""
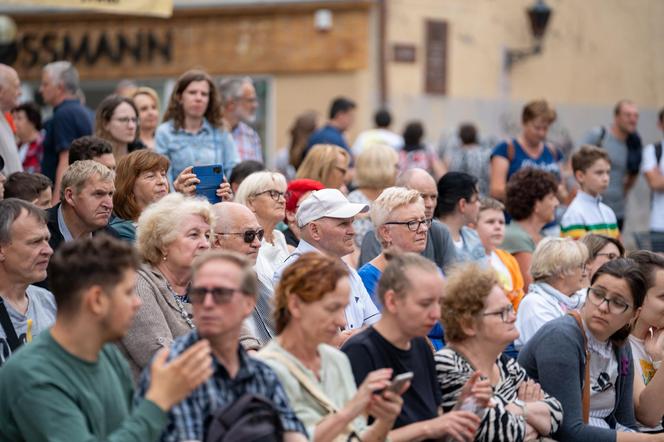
[518, 258, 664, 441]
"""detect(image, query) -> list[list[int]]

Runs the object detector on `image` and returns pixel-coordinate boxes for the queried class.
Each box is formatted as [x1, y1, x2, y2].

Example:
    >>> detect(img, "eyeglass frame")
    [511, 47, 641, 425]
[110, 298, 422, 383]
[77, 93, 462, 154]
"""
[216, 228, 265, 244]
[587, 286, 632, 314]
[112, 116, 138, 125]
[188, 286, 239, 304]
[595, 252, 621, 261]
[253, 189, 286, 201]
[482, 304, 516, 323]
[383, 218, 432, 232]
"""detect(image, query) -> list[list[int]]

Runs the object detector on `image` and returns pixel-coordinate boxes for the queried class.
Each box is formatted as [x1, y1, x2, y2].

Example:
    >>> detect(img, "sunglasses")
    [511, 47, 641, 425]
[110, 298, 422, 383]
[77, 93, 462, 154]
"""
[216, 228, 265, 244]
[188, 286, 238, 304]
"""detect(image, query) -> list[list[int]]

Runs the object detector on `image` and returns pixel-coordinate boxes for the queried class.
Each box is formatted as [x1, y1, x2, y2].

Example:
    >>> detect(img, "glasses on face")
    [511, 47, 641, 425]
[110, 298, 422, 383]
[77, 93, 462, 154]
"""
[113, 116, 138, 125]
[384, 218, 432, 232]
[335, 166, 348, 175]
[188, 286, 238, 304]
[596, 252, 620, 261]
[482, 304, 516, 323]
[254, 189, 285, 201]
[217, 228, 265, 244]
[587, 287, 631, 314]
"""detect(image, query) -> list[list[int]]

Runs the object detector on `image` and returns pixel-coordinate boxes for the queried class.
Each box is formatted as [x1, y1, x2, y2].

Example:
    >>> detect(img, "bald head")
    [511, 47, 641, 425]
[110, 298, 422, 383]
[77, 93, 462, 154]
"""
[212, 202, 262, 261]
[397, 168, 438, 219]
[0, 64, 20, 113]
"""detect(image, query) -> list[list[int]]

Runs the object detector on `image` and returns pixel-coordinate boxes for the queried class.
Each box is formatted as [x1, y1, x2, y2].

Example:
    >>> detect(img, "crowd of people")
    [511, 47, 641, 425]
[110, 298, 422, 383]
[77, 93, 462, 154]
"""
[1, 59, 664, 442]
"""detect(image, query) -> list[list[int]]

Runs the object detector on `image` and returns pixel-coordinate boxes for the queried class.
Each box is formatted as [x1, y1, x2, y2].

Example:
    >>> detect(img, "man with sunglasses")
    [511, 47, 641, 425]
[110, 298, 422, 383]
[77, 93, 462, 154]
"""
[212, 202, 274, 349]
[137, 250, 307, 442]
[274, 188, 380, 347]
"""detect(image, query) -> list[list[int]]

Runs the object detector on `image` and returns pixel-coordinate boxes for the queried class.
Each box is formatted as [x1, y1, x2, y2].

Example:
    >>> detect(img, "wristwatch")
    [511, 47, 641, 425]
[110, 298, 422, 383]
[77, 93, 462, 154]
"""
[514, 398, 529, 419]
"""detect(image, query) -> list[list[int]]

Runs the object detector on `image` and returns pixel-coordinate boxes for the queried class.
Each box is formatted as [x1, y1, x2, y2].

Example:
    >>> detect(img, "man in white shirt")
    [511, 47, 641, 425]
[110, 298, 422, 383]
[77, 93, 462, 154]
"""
[0, 64, 23, 176]
[641, 107, 664, 251]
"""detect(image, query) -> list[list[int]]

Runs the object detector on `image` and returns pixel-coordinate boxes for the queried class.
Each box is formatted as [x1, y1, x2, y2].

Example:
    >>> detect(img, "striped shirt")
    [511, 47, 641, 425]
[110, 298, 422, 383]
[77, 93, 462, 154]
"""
[560, 190, 619, 239]
[135, 330, 306, 441]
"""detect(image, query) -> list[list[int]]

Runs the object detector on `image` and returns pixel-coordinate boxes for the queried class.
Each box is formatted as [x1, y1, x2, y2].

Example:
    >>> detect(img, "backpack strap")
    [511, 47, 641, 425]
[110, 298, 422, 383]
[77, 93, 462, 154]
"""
[506, 138, 515, 163]
[568, 310, 590, 424]
[0, 299, 21, 352]
[655, 141, 663, 166]
[596, 126, 606, 148]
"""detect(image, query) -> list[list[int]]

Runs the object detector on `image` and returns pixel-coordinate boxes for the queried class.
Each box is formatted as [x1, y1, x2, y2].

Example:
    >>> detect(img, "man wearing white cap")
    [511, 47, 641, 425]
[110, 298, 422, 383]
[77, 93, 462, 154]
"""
[274, 188, 380, 345]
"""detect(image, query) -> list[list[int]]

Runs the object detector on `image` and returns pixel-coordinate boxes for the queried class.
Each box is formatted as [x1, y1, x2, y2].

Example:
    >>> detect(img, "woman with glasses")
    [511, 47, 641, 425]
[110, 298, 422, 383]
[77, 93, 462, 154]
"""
[258, 252, 405, 441]
[295, 144, 351, 192]
[582, 234, 625, 285]
[118, 193, 214, 380]
[435, 263, 563, 442]
[357, 187, 429, 304]
[518, 259, 661, 441]
[235, 171, 289, 291]
[95, 94, 141, 161]
[515, 237, 589, 349]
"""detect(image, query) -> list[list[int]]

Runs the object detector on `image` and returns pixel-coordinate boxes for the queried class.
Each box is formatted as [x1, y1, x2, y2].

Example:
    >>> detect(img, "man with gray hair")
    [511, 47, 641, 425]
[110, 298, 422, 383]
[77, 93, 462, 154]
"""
[0, 198, 56, 366]
[0, 64, 23, 175]
[46, 160, 117, 252]
[40, 61, 93, 205]
[219, 77, 263, 162]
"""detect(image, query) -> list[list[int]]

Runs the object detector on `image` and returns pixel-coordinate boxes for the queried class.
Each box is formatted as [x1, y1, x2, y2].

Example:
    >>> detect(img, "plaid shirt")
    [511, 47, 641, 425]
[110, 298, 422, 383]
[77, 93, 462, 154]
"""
[135, 330, 306, 442]
[232, 121, 263, 162]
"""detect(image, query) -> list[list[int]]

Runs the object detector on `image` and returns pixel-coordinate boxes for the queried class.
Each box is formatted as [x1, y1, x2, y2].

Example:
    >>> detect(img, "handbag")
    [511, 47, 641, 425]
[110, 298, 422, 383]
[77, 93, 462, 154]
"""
[568, 310, 590, 423]
[260, 349, 362, 442]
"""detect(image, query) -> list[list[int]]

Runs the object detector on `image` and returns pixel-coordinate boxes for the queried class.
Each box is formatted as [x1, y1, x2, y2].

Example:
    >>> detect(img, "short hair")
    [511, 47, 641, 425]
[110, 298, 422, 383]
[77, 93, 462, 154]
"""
[376, 251, 439, 305]
[274, 252, 348, 334]
[219, 76, 252, 104]
[229, 160, 266, 190]
[295, 144, 350, 188]
[627, 250, 664, 291]
[354, 144, 398, 189]
[572, 145, 611, 173]
[582, 234, 625, 261]
[43, 61, 80, 95]
[403, 121, 424, 146]
[285, 178, 325, 214]
[68, 136, 113, 164]
[530, 237, 589, 282]
[374, 109, 391, 128]
[113, 150, 170, 221]
[192, 250, 257, 298]
[61, 160, 114, 202]
[370, 186, 423, 228]
[329, 97, 356, 120]
[132, 86, 161, 113]
[522, 99, 557, 125]
[0, 198, 48, 245]
[235, 171, 287, 206]
[48, 235, 140, 315]
[13, 102, 42, 131]
[614, 99, 635, 117]
[458, 123, 478, 145]
[136, 193, 214, 265]
[163, 69, 222, 130]
[590, 258, 647, 345]
[95, 95, 138, 143]
[434, 172, 478, 218]
[479, 197, 504, 213]
[440, 262, 498, 342]
[505, 168, 558, 221]
[4, 172, 52, 202]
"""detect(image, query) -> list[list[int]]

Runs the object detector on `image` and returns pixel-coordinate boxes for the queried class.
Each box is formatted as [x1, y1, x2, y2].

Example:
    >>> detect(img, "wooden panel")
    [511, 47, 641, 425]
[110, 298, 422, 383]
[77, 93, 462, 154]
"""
[8, 4, 370, 80]
[424, 20, 448, 95]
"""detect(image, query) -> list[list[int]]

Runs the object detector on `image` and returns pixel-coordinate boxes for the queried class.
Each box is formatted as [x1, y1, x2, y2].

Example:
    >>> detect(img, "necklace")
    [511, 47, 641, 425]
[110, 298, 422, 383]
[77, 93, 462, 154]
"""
[165, 281, 195, 329]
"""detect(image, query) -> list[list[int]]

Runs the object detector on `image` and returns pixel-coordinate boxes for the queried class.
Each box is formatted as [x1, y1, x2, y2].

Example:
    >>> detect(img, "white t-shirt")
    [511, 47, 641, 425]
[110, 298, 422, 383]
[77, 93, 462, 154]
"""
[628, 335, 664, 432]
[587, 331, 618, 429]
[640, 141, 664, 231]
[256, 229, 290, 292]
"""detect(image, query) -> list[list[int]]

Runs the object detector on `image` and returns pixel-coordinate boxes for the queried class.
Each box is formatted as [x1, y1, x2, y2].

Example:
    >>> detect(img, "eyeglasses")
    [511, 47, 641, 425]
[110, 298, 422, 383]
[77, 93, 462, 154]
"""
[188, 286, 238, 304]
[596, 252, 620, 261]
[482, 305, 516, 323]
[254, 189, 285, 201]
[335, 166, 348, 175]
[113, 117, 138, 125]
[384, 218, 432, 232]
[587, 287, 631, 314]
[217, 228, 265, 244]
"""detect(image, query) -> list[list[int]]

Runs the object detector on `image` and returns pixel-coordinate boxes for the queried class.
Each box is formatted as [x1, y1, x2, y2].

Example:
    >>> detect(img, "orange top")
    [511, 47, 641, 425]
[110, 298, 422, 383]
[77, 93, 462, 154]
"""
[495, 249, 525, 311]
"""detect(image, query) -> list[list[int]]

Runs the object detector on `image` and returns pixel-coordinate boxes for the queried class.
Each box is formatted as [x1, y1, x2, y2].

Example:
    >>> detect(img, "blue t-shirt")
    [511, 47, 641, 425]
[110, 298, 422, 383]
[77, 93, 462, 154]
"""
[41, 99, 94, 181]
[357, 262, 382, 308]
[305, 124, 350, 154]
[491, 138, 562, 181]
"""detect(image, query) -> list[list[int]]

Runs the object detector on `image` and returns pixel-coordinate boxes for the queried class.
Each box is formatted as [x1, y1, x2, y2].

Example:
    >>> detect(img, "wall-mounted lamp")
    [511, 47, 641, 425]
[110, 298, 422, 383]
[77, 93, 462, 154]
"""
[504, 0, 552, 70]
[314, 9, 333, 32]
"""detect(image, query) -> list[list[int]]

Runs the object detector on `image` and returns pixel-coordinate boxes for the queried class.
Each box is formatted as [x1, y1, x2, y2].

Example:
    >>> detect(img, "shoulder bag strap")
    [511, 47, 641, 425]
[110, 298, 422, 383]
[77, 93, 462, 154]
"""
[507, 138, 516, 163]
[0, 298, 21, 352]
[568, 310, 590, 424]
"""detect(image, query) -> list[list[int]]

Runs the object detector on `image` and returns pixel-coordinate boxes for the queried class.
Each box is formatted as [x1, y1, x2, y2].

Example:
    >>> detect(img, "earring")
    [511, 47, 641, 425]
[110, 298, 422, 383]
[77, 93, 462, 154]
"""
[162, 254, 167, 261]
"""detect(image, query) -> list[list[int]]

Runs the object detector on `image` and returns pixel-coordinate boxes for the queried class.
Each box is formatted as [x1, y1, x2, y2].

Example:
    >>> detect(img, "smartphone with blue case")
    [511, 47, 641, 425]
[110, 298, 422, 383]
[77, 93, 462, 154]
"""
[192, 164, 225, 204]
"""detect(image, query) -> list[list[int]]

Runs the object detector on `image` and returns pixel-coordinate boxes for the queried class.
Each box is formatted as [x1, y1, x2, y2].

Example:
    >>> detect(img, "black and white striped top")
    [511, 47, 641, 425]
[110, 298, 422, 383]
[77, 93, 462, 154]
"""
[434, 348, 563, 442]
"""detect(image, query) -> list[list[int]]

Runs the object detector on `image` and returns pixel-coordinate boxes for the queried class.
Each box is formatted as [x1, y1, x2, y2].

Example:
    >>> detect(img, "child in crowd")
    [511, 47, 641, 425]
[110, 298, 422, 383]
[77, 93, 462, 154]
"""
[561, 145, 619, 239]
[476, 197, 525, 311]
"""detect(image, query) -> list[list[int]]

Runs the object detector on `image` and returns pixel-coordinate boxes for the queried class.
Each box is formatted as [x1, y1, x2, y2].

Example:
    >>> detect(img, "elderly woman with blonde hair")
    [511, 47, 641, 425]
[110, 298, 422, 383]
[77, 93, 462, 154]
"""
[347, 144, 399, 247]
[118, 192, 214, 379]
[295, 144, 351, 192]
[235, 171, 289, 290]
[515, 236, 589, 349]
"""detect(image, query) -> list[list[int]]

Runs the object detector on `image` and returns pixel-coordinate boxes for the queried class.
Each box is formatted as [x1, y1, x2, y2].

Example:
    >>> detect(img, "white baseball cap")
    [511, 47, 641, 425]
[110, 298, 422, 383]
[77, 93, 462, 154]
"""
[296, 188, 369, 227]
